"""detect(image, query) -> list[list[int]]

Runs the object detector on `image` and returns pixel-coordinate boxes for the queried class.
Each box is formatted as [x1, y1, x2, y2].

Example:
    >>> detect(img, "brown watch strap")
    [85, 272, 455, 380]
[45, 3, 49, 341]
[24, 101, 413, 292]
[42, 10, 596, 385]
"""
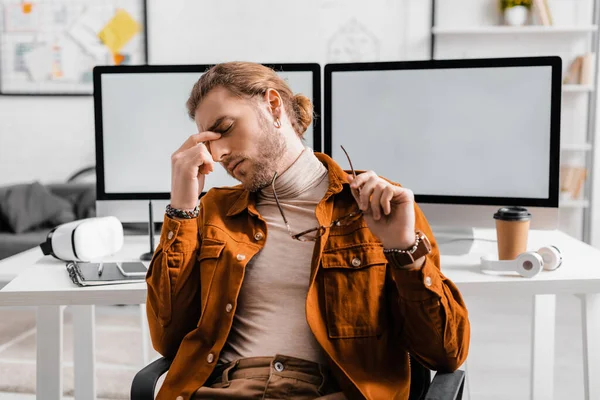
[384, 231, 432, 267]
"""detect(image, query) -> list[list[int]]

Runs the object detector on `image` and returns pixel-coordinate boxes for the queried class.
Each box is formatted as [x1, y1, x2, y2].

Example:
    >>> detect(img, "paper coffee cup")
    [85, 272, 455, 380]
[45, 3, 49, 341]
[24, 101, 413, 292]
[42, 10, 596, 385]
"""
[494, 207, 532, 260]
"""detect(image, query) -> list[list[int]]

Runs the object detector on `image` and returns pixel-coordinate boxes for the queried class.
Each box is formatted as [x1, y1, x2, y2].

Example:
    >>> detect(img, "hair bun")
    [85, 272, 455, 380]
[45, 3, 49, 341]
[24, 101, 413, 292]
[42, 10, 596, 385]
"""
[293, 94, 313, 135]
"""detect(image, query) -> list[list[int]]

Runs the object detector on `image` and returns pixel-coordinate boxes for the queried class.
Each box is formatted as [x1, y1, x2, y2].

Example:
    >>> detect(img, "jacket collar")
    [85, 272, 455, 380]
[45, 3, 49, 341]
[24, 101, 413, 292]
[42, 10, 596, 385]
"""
[226, 152, 349, 217]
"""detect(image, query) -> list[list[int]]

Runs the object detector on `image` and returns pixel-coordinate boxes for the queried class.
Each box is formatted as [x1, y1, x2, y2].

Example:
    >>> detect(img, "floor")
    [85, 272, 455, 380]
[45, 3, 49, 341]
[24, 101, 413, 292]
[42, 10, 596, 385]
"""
[0, 293, 587, 399]
[0, 304, 158, 399]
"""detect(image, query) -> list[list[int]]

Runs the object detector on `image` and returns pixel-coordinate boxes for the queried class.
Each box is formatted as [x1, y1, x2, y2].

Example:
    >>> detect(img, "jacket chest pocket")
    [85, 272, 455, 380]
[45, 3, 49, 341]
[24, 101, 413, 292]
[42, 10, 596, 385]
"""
[321, 246, 387, 339]
[197, 239, 226, 323]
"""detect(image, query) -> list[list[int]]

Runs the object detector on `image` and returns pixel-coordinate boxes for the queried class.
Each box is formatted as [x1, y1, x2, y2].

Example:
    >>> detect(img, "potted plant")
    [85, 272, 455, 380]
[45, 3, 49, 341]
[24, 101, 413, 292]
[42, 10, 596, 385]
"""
[499, 0, 532, 26]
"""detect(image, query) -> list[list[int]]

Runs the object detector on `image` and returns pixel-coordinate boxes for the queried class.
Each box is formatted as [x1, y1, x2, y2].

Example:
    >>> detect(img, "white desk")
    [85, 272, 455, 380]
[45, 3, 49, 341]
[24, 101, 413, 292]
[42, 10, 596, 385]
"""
[439, 228, 600, 400]
[0, 236, 149, 400]
[0, 230, 599, 400]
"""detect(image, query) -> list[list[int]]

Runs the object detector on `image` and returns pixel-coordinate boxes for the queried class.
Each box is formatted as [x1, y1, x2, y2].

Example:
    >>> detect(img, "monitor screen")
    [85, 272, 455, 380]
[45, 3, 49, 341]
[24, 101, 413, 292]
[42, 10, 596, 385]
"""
[94, 63, 321, 200]
[325, 57, 561, 208]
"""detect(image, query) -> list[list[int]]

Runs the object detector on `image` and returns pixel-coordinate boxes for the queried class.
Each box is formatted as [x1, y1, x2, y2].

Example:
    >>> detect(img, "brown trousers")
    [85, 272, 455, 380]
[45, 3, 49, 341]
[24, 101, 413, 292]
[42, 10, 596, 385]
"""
[194, 355, 347, 399]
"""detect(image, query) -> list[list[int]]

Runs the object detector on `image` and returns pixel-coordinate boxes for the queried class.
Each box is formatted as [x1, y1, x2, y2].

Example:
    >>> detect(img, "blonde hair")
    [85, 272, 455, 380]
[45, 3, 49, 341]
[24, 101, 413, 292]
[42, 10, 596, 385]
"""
[186, 62, 313, 137]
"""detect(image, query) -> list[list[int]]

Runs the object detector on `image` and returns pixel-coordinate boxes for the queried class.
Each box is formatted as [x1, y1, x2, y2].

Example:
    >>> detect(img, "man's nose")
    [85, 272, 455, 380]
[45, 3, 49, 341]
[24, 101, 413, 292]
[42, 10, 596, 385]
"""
[207, 139, 229, 163]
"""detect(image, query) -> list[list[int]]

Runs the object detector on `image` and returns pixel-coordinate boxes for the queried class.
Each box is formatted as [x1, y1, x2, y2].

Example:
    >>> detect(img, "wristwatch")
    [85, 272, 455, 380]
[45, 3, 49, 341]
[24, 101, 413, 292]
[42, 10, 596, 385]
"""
[384, 230, 432, 267]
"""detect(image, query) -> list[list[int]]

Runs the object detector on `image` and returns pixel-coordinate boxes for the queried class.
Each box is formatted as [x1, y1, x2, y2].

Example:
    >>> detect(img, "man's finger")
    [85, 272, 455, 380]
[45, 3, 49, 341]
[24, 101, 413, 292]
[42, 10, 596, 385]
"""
[349, 170, 376, 192]
[381, 186, 394, 215]
[174, 131, 221, 154]
[177, 142, 215, 176]
[394, 187, 415, 205]
[347, 175, 361, 204]
[358, 177, 380, 211]
[370, 185, 386, 220]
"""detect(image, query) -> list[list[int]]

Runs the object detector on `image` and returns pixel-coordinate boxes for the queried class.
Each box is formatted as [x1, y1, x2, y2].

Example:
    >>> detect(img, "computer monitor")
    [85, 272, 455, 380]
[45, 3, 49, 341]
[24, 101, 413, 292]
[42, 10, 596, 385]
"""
[94, 63, 321, 222]
[325, 56, 561, 233]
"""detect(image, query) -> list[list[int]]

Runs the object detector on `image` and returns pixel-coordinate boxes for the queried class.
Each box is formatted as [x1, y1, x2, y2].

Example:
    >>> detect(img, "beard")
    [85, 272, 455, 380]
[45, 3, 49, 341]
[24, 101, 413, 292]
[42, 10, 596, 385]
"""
[223, 112, 287, 192]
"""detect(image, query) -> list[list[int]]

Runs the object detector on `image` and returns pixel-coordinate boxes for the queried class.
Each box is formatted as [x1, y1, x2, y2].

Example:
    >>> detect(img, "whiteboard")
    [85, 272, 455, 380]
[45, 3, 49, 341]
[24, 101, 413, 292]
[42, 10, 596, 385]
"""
[0, 0, 146, 94]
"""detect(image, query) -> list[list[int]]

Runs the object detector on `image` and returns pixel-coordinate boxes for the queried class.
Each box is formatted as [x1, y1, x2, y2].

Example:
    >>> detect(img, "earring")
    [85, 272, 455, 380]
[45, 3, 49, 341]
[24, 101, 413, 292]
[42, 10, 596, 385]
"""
[274, 119, 281, 128]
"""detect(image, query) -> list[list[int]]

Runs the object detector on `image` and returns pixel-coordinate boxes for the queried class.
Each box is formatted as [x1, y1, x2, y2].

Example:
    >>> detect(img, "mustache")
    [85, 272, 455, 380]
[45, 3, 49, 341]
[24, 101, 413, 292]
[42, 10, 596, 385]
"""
[223, 156, 246, 172]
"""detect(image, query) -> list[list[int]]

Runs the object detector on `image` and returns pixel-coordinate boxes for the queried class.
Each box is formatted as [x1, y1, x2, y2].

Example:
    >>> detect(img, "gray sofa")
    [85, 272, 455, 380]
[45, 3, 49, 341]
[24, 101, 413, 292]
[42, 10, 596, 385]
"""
[0, 182, 97, 260]
[0, 180, 157, 261]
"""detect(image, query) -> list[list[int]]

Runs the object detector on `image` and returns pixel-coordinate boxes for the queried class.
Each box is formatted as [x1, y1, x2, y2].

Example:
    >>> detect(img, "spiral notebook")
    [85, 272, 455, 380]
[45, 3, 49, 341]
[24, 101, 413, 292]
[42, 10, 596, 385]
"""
[66, 261, 147, 287]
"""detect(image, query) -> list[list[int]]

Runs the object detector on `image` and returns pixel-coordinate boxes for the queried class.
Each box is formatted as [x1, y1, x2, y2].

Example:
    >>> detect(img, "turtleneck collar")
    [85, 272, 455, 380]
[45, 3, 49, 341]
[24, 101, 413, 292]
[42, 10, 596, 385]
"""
[259, 146, 328, 200]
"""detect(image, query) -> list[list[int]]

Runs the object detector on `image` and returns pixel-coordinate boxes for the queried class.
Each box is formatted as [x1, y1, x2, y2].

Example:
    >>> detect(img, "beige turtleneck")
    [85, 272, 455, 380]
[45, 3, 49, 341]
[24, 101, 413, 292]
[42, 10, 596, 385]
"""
[219, 147, 330, 365]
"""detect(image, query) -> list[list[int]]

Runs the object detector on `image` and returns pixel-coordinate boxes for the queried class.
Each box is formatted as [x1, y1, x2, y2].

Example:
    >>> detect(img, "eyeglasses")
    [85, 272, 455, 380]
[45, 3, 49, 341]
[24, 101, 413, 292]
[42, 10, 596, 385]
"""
[271, 145, 363, 242]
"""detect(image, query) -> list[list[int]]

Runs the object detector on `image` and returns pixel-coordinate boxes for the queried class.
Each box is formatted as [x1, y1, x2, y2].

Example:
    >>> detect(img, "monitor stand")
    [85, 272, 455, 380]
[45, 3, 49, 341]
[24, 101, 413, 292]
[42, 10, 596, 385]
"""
[140, 200, 155, 261]
[431, 226, 477, 256]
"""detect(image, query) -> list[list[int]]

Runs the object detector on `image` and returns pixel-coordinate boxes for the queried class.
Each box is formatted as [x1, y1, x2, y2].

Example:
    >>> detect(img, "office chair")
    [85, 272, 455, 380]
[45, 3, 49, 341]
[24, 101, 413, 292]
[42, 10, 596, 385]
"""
[131, 354, 465, 400]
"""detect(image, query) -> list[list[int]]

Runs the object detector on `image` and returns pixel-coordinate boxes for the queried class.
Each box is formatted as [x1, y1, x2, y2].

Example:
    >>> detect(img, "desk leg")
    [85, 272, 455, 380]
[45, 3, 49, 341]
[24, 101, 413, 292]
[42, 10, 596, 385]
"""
[72, 305, 96, 400]
[580, 294, 600, 400]
[530, 294, 556, 400]
[37, 305, 63, 400]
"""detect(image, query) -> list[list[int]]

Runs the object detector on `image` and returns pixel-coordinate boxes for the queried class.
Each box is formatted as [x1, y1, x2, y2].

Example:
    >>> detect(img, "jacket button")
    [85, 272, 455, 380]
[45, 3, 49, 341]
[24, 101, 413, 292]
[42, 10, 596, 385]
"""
[226, 303, 233, 313]
[425, 276, 432, 287]
[254, 232, 264, 241]
[207, 352, 215, 363]
[237, 254, 246, 261]
[351, 257, 361, 267]
[167, 231, 174, 240]
[274, 361, 285, 372]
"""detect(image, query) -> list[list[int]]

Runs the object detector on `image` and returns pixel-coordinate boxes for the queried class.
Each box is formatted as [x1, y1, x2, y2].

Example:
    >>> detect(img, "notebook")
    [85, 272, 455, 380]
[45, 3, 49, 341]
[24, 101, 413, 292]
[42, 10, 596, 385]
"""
[66, 261, 148, 287]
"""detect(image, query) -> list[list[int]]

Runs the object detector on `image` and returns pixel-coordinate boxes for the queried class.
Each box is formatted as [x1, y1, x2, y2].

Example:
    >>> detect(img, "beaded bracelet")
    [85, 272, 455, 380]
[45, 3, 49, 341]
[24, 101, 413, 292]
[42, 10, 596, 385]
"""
[382, 232, 420, 255]
[165, 204, 200, 219]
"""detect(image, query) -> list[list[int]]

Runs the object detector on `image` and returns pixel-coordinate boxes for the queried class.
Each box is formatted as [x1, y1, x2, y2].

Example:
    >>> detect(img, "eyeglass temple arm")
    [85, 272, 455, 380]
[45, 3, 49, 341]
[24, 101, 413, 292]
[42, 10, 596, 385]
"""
[340, 145, 357, 179]
[291, 226, 322, 240]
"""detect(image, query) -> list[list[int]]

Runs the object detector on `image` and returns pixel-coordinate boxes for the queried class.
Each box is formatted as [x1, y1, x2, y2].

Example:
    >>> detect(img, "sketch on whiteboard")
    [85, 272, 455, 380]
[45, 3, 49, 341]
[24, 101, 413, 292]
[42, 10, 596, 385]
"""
[327, 19, 380, 62]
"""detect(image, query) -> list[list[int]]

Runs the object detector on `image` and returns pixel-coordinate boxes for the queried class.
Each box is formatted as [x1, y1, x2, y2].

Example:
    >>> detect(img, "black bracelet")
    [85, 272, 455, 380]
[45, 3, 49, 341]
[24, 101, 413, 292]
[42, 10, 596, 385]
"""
[166, 204, 199, 219]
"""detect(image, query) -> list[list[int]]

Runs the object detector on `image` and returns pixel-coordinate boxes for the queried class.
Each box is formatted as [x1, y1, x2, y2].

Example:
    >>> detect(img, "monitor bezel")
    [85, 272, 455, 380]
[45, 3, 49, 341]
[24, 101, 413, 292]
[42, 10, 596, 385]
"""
[324, 56, 561, 208]
[94, 63, 322, 200]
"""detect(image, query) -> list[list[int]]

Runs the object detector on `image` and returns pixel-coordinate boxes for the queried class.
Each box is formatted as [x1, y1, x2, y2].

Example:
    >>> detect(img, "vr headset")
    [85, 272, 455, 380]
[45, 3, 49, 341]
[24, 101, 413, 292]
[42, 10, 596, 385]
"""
[40, 216, 124, 262]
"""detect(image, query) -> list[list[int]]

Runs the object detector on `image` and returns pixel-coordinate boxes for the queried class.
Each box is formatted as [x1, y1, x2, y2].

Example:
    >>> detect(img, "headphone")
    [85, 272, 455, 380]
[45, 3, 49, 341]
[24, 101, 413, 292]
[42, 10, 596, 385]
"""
[480, 246, 562, 278]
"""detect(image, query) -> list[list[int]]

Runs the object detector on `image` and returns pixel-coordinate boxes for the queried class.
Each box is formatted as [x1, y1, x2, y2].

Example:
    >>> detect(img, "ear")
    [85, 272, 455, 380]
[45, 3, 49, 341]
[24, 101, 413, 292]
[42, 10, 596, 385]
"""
[264, 88, 283, 119]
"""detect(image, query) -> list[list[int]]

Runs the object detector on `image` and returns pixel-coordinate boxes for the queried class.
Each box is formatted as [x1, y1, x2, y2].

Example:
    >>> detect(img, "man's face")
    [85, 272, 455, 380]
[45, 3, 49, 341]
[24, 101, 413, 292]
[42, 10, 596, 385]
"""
[195, 86, 287, 192]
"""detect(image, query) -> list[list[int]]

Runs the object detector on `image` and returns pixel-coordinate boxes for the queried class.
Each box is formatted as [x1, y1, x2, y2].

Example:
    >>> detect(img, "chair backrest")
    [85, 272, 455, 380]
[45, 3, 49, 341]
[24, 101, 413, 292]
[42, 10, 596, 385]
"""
[408, 354, 431, 400]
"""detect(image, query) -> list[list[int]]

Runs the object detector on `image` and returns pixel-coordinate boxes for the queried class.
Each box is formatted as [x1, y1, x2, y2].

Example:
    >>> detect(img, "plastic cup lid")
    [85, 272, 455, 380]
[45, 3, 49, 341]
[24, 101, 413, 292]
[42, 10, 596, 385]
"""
[493, 206, 532, 221]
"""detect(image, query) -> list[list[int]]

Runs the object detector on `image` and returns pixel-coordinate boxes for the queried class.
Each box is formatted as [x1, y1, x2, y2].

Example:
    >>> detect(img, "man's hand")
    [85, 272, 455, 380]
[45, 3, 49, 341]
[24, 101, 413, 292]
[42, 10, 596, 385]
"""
[170, 131, 221, 210]
[348, 171, 416, 250]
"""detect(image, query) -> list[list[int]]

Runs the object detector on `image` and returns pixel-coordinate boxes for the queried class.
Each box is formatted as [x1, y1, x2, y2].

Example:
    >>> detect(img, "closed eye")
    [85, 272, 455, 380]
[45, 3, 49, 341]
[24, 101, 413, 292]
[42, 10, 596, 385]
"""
[217, 124, 234, 135]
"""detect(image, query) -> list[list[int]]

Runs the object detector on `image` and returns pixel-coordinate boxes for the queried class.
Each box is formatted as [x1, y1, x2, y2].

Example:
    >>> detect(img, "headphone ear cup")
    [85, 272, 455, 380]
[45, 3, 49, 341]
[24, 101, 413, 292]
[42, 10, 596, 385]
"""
[515, 252, 544, 278]
[537, 246, 562, 271]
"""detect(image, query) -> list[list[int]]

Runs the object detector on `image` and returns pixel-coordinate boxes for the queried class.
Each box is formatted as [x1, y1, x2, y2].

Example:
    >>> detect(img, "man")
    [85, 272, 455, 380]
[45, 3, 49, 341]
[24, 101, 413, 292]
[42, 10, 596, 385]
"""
[146, 61, 470, 400]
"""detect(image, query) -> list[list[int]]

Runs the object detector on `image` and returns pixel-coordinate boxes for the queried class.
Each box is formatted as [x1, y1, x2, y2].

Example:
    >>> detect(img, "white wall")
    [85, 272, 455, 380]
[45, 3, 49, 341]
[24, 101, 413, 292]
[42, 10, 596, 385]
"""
[0, 0, 431, 186]
[147, 0, 432, 65]
[0, 96, 95, 185]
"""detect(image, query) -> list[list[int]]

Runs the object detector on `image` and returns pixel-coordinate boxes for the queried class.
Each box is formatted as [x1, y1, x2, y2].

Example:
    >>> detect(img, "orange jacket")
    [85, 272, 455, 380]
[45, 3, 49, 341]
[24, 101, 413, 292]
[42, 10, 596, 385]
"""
[146, 152, 470, 400]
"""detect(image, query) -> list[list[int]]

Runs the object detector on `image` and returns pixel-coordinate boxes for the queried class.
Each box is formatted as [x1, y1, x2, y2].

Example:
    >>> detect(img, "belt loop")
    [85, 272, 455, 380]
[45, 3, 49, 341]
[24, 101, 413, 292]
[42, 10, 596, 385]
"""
[221, 360, 239, 388]
[317, 363, 328, 394]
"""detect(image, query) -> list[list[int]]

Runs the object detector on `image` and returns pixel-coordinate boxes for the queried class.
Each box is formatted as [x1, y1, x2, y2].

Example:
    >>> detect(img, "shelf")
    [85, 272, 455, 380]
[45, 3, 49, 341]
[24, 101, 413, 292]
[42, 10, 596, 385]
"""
[432, 25, 598, 35]
[563, 84, 595, 92]
[560, 199, 590, 208]
[561, 143, 593, 151]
